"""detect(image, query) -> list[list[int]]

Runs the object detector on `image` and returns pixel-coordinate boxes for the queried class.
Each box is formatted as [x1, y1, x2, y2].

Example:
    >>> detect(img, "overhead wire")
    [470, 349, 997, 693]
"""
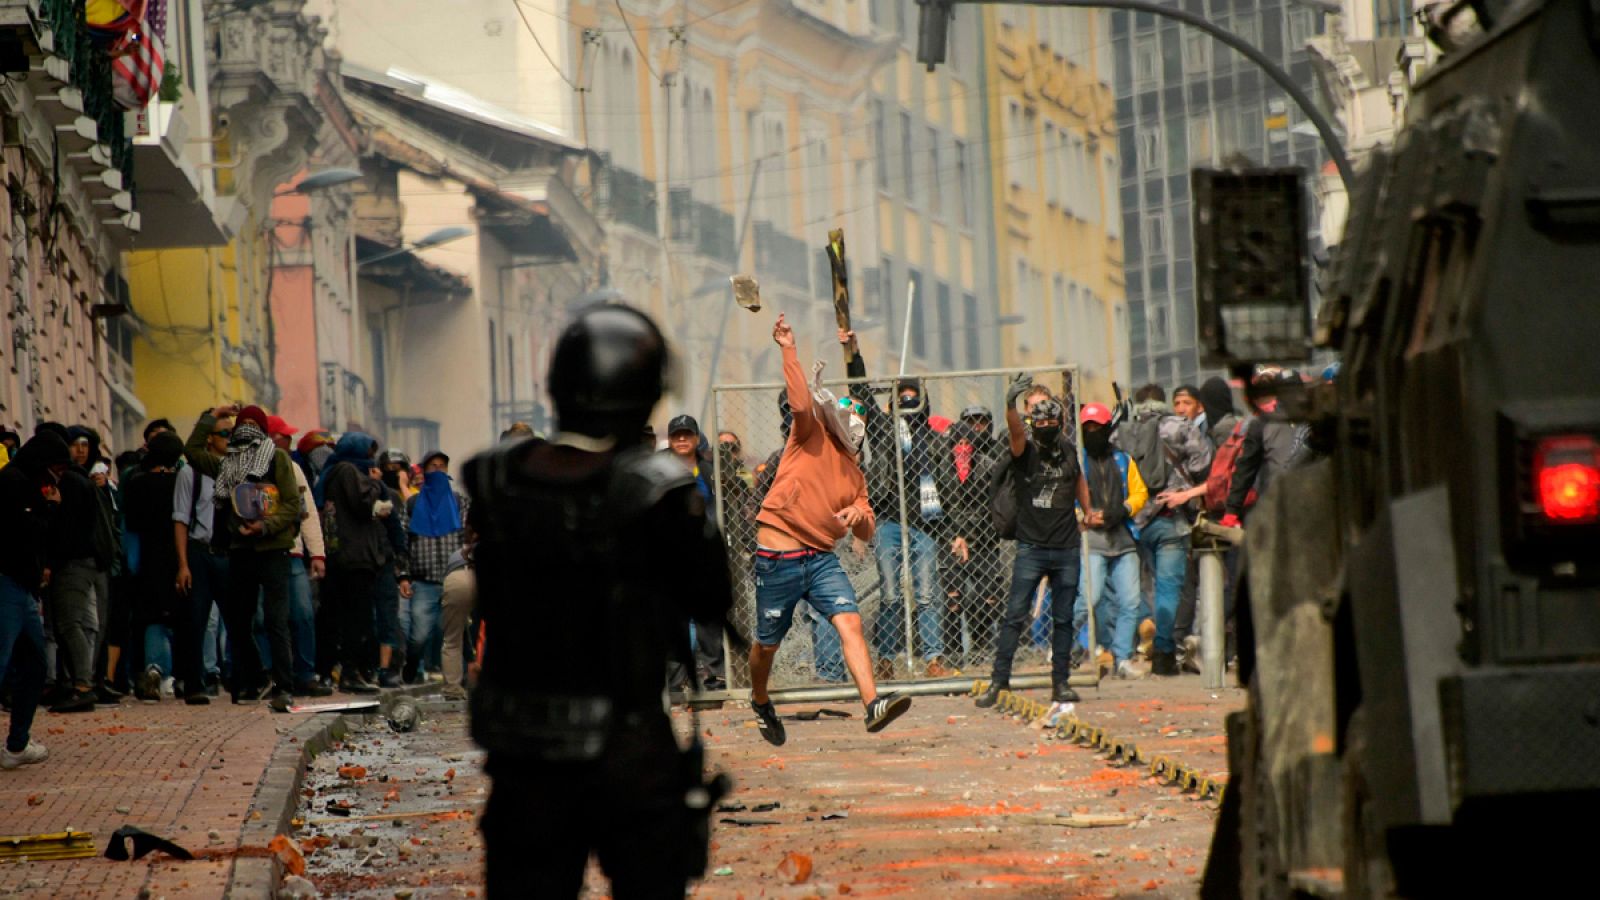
[510, 0, 580, 90]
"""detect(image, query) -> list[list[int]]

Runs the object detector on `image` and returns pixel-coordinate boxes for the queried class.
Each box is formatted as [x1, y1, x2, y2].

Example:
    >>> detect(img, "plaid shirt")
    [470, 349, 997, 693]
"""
[406, 491, 469, 583]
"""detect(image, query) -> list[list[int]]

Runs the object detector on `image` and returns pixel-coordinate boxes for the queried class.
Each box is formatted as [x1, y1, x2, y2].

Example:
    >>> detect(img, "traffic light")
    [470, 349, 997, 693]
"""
[916, 0, 953, 71]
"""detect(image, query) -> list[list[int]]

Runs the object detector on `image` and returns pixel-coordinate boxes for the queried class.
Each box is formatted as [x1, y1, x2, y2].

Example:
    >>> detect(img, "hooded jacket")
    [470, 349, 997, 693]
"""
[318, 433, 392, 571]
[847, 355, 941, 528]
[1114, 399, 1214, 527]
[1197, 377, 1241, 450]
[933, 420, 1004, 539]
[0, 434, 69, 591]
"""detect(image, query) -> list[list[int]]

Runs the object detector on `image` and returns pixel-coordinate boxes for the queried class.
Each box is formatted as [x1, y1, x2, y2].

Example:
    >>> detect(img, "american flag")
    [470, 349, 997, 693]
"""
[112, 28, 164, 111]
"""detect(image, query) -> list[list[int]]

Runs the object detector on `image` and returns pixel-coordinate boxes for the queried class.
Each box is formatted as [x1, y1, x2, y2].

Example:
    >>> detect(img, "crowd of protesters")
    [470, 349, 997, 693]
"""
[0, 407, 474, 771]
[668, 320, 1324, 707]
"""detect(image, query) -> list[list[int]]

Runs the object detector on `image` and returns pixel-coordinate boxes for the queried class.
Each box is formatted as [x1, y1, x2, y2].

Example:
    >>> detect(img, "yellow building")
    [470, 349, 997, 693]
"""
[128, 3, 336, 425]
[566, 0, 896, 419]
[984, 7, 1128, 401]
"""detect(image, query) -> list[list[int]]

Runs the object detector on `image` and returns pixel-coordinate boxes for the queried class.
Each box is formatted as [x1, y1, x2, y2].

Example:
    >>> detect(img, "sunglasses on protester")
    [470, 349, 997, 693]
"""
[837, 397, 866, 416]
[211, 428, 232, 438]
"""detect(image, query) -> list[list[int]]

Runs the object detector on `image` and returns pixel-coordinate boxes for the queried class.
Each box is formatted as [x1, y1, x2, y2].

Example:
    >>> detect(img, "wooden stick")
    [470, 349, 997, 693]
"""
[827, 229, 856, 364]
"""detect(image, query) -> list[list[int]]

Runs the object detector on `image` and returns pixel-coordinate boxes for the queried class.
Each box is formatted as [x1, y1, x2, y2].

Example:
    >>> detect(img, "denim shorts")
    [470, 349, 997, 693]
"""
[752, 549, 859, 646]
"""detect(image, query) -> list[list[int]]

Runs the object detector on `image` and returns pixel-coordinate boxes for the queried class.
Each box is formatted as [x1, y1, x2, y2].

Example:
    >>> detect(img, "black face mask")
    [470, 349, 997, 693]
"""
[1083, 428, 1112, 458]
[381, 470, 401, 490]
[1034, 425, 1062, 452]
[899, 394, 921, 411]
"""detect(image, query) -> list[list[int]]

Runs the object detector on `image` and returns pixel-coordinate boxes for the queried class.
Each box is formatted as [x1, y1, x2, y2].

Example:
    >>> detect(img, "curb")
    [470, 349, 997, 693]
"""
[970, 680, 1228, 804]
[226, 684, 445, 899]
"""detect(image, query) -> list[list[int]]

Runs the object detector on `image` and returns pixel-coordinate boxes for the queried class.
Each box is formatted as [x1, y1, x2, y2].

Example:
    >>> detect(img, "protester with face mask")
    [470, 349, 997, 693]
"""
[182, 405, 304, 711]
[975, 380, 1098, 711]
[746, 313, 910, 747]
[403, 452, 468, 684]
[0, 433, 71, 768]
[1074, 403, 1149, 680]
[934, 408, 1006, 666]
[836, 329, 952, 681]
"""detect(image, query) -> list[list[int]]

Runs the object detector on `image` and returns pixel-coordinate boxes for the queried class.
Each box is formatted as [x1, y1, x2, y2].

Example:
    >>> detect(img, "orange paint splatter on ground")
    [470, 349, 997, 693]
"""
[858, 801, 1023, 820]
[90, 725, 147, 735]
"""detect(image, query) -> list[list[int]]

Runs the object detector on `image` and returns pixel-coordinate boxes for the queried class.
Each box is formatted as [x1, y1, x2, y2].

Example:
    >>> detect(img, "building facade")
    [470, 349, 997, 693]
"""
[127, 0, 334, 429]
[340, 64, 601, 462]
[1111, 1, 1331, 388]
[983, 5, 1127, 400]
[1, 0, 143, 446]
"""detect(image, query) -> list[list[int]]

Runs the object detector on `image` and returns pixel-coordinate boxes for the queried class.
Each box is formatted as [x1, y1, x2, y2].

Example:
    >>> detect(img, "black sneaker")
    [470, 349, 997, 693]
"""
[232, 682, 270, 705]
[268, 691, 293, 713]
[94, 682, 124, 706]
[865, 693, 912, 733]
[185, 693, 211, 706]
[974, 683, 1006, 709]
[752, 700, 786, 746]
[1151, 651, 1180, 677]
[204, 677, 221, 697]
[293, 681, 333, 698]
[50, 688, 97, 714]
[341, 676, 380, 695]
[1052, 684, 1081, 703]
[377, 670, 402, 689]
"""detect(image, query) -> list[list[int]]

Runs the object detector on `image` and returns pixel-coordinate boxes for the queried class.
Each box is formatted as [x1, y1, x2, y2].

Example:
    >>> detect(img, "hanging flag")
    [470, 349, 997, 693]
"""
[112, 28, 164, 111]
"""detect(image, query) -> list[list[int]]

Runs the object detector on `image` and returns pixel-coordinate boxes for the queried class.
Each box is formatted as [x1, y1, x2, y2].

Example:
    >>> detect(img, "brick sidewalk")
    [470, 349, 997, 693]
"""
[0, 699, 304, 900]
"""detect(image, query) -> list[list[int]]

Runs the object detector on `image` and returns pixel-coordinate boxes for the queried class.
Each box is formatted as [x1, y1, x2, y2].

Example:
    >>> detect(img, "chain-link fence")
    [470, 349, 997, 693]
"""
[710, 365, 1097, 697]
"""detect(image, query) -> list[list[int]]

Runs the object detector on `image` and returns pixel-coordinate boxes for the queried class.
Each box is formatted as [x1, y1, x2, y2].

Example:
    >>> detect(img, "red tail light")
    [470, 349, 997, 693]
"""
[1534, 435, 1600, 524]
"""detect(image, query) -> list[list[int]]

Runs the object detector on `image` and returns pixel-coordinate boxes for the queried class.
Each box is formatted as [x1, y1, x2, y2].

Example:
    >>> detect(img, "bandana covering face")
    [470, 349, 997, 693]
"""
[809, 361, 866, 454]
[409, 470, 463, 538]
[214, 420, 277, 500]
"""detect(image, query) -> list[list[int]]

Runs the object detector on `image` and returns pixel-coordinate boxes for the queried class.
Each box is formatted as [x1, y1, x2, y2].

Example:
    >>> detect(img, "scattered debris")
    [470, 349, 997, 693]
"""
[104, 825, 194, 861]
[713, 866, 735, 877]
[782, 708, 853, 721]
[716, 802, 747, 813]
[278, 874, 319, 898]
[1013, 813, 1140, 828]
[751, 801, 781, 813]
[821, 812, 849, 821]
[268, 834, 306, 876]
[718, 818, 780, 827]
[777, 852, 813, 885]
[387, 699, 421, 733]
[0, 830, 96, 861]
[337, 765, 368, 780]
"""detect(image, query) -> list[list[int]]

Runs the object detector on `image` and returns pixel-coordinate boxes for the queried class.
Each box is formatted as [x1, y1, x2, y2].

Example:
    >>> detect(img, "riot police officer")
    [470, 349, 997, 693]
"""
[465, 303, 736, 898]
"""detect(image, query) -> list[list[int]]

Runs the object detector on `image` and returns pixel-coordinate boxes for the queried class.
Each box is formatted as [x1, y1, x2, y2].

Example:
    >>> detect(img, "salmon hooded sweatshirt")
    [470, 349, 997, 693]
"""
[755, 344, 874, 550]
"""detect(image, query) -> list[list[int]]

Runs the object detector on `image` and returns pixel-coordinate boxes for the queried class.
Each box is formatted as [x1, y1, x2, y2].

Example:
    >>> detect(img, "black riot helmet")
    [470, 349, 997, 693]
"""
[549, 303, 672, 440]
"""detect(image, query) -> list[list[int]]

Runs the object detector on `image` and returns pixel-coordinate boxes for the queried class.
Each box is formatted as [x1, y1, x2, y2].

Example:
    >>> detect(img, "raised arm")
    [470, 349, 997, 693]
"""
[774, 314, 814, 439]
[1005, 373, 1032, 458]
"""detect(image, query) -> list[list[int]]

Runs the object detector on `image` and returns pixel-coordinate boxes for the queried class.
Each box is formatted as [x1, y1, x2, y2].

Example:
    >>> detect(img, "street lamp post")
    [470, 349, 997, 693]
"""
[355, 226, 474, 267]
[917, 0, 1355, 190]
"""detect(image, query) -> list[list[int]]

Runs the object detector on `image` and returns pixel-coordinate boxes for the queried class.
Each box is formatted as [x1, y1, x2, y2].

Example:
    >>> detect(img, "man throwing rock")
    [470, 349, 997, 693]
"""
[748, 313, 911, 745]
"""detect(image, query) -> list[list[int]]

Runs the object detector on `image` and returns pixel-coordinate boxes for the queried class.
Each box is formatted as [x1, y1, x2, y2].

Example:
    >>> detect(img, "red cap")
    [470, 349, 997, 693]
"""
[296, 430, 334, 455]
[1080, 402, 1113, 426]
[265, 415, 298, 438]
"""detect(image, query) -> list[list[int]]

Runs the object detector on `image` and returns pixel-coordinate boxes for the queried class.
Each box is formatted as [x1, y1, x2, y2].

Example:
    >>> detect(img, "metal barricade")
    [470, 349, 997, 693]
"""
[710, 365, 1099, 700]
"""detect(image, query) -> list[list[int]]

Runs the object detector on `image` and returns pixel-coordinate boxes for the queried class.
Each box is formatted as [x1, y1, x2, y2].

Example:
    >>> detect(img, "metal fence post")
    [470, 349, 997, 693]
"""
[892, 403, 917, 680]
[1198, 548, 1225, 690]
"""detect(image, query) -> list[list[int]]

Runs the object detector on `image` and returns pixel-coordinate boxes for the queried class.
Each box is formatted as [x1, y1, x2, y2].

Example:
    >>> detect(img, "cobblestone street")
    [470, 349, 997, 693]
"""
[284, 678, 1238, 898]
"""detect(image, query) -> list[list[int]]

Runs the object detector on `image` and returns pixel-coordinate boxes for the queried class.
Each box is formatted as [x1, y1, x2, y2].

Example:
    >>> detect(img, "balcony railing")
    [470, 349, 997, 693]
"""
[754, 221, 810, 290]
[33, 0, 135, 193]
[609, 166, 658, 236]
[695, 201, 736, 265]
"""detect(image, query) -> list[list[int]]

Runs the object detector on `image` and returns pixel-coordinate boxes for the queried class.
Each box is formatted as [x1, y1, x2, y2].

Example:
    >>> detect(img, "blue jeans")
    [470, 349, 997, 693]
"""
[399, 580, 442, 671]
[0, 575, 47, 753]
[188, 542, 228, 678]
[144, 624, 172, 677]
[1075, 551, 1143, 663]
[870, 522, 944, 660]
[1137, 515, 1189, 653]
[990, 543, 1080, 686]
[286, 558, 316, 683]
[753, 550, 858, 645]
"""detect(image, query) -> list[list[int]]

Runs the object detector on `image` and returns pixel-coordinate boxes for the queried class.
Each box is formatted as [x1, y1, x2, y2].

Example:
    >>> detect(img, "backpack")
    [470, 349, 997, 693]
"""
[1121, 412, 1173, 493]
[988, 453, 1018, 540]
[1205, 421, 1257, 518]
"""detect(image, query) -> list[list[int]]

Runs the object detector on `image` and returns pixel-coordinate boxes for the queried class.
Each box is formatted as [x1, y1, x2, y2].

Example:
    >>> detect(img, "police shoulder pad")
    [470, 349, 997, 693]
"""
[610, 448, 697, 519]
